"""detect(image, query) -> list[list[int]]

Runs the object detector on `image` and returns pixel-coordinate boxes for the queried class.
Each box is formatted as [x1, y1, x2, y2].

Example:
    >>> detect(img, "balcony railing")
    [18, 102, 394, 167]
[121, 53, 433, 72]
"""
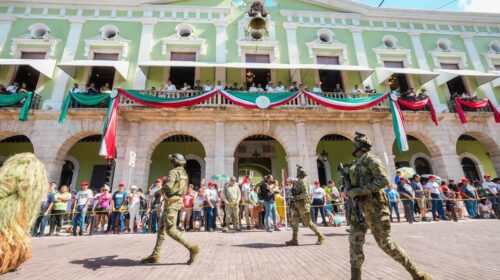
[0, 93, 42, 109]
[119, 90, 390, 110]
[447, 99, 493, 113]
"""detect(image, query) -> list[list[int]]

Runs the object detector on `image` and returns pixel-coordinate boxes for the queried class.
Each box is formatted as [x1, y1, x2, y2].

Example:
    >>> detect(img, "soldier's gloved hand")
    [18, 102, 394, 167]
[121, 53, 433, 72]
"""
[347, 188, 370, 199]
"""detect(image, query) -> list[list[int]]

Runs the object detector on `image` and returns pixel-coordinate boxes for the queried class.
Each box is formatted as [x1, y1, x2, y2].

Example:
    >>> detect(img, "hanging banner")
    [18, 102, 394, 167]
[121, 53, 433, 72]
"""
[454, 98, 500, 124]
[0, 92, 33, 121]
[303, 91, 389, 110]
[219, 90, 300, 109]
[59, 92, 110, 123]
[99, 95, 120, 159]
[396, 98, 438, 126]
[118, 88, 218, 108]
[389, 96, 409, 152]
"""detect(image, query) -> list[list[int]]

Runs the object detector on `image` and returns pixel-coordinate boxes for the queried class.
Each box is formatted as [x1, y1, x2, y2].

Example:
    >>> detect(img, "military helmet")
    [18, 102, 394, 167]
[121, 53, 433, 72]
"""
[353, 132, 372, 151]
[296, 165, 308, 178]
[169, 153, 187, 166]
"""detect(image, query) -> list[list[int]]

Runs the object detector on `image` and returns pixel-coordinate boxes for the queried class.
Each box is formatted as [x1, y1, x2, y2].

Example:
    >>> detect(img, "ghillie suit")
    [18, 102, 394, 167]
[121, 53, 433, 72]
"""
[0, 153, 47, 274]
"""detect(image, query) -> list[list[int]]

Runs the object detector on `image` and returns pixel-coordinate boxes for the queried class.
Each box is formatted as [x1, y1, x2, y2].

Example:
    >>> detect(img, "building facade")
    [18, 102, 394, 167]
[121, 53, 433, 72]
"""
[0, 0, 499, 191]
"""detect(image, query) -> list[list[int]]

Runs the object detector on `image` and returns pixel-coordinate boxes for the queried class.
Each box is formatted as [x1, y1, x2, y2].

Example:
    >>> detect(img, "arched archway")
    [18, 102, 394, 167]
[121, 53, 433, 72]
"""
[0, 135, 34, 167]
[315, 134, 354, 183]
[234, 135, 288, 182]
[456, 134, 496, 178]
[393, 135, 433, 175]
[62, 135, 108, 191]
[149, 134, 206, 188]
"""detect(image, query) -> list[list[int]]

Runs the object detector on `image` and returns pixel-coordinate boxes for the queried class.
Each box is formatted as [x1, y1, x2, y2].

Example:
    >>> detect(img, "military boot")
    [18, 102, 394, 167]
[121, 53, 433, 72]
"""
[140, 254, 160, 264]
[285, 239, 298, 246]
[411, 271, 433, 280]
[351, 268, 362, 280]
[316, 233, 326, 245]
[187, 245, 200, 265]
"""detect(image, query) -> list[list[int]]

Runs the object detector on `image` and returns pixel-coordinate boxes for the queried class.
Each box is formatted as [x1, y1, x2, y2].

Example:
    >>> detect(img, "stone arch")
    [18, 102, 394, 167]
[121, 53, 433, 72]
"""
[54, 130, 102, 161]
[410, 152, 434, 174]
[458, 152, 485, 179]
[400, 130, 443, 157]
[143, 131, 209, 162]
[454, 129, 500, 158]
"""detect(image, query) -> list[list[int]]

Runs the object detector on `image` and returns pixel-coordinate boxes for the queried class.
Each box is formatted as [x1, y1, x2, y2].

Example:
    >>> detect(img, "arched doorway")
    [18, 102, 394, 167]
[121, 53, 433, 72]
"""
[149, 134, 206, 188]
[461, 157, 480, 180]
[316, 134, 354, 183]
[414, 157, 432, 175]
[0, 135, 34, 167]
[456, 134, 496, 178]
[234, 135, 287, 183]
[393, 135, 433, 174]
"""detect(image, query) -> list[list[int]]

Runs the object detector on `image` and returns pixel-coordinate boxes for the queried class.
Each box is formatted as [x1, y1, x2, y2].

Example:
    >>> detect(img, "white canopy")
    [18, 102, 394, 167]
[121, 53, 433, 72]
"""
[375, 67, 439, 85]
[139, 61, 373, 81]
[0, 58, 56, 78]
[57, 60, 130, 79]
[490, 71, 500, 88]
[435, 69, 500, 87]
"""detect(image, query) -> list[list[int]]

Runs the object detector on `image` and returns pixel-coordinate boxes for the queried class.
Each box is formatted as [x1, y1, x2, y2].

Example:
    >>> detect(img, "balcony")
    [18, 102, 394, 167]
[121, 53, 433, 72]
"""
[447, 99, 493, 113]
[118, 90, 390, 110]
[0, 93, 42, 109]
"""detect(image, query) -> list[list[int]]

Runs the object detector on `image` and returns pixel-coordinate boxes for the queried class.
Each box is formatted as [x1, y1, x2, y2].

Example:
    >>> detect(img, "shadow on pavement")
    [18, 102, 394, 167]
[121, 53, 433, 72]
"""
[232, 243, 288, 249]
[304, 232, 349, 237]
[69, 255, 185, 270]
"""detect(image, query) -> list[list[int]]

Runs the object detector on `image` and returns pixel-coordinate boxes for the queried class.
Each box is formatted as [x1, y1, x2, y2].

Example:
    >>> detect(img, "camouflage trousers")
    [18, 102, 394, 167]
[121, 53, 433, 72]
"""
[290, 200, 322, 240]
[150, 199, 194, 257]
[224, 203, 240, 229]
[349, 197, 424, 279]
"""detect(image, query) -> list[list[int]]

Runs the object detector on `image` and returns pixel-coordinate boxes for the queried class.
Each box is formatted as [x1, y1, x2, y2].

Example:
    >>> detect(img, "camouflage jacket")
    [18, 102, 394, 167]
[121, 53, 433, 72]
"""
[349, 152, 389, 193]
[292, 177, 310, 202]
[162, 166, 188, 198]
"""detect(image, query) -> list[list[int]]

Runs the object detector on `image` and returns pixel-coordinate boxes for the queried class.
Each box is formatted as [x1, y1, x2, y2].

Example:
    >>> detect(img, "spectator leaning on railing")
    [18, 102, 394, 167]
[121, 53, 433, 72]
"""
[460, 178, 479, 219]
[399, 177, 417, 223]
[385, 184, 400, 223]
[49, 185, 71, 236]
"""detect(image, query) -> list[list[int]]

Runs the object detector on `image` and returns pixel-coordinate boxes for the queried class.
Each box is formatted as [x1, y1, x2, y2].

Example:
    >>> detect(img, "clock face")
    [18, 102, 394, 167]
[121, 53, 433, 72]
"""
[255, 95, 271, 109]
[110, 89, 119, 99]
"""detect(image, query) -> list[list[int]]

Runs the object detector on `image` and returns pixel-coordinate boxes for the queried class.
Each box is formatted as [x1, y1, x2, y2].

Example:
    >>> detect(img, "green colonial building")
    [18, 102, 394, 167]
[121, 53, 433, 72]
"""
[0, 0, 499, 191]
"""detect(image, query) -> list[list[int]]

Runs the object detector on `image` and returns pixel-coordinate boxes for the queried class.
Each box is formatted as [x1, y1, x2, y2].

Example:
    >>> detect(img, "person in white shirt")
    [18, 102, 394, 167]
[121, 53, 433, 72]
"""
[482, 174, 500, 216]
[424, 176, 447, 221]
[148, 178, 163, 233]
[256, 83, 264, 92]
[248, 82, 258, 92]
[128, 185, 145, 233]
[265, 82, 275, 92]
[204, 182, 219, 231]
[72, 181, 94, 236]
[215, 80, 225, 90]
[203, 80, 213, 91]
[240, 177, 252, 229]
[180, 82, 191, 91]
[352, 84, 363, 97]
[71, 83, 82, 93]
[6, 82, 19, 93]
[310, 181, 327, 226]
[312, 82, 322, 93]
[275, 82, 286, 92]
[164, 80, 176, 91]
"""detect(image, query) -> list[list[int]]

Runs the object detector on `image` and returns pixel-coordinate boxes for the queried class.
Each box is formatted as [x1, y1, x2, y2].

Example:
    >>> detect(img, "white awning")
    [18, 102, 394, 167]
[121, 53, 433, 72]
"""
[138, 61, 373, 81]
[57, 60, 130, 79]
[375, 67, 439, 85]
[490, 71, 500, 88]
[0, 58, 56, 78]
[138, 60, 218, 76]
[435, 69, 500, 86]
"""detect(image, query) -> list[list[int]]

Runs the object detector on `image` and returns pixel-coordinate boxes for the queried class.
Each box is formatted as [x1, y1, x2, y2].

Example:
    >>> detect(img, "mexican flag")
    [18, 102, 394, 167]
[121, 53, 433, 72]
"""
[99, 94, 120, 159]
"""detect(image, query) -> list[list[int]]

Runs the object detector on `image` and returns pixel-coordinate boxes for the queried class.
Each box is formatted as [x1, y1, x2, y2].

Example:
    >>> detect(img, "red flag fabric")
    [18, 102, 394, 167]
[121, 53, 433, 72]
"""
[396, 98, 438, 126]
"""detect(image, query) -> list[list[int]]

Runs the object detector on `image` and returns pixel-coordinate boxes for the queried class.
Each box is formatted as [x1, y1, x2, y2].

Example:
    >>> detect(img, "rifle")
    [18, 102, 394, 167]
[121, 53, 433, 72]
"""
[338, 163, 365, 224]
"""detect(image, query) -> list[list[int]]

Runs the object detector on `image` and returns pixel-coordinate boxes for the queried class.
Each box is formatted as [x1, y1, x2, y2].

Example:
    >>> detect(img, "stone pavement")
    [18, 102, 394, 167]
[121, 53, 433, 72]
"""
[4, 220, 500, 280]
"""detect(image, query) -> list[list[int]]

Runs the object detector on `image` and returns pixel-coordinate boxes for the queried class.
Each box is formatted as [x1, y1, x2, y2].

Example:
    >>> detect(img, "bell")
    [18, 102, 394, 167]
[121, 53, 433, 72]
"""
[250, 30, 263, 40]
[249, 16, 267, 31]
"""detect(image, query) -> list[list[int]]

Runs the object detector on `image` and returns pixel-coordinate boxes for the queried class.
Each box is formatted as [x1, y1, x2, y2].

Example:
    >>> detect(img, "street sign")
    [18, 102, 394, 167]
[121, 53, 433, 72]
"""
[129, 151, 136, 167]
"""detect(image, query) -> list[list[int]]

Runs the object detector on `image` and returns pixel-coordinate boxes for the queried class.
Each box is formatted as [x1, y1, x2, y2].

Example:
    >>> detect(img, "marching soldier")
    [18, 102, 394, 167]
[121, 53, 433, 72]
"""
[285, 165, 325, 246]
[347, 132, 431, 280]
[141, 154, 200, 265]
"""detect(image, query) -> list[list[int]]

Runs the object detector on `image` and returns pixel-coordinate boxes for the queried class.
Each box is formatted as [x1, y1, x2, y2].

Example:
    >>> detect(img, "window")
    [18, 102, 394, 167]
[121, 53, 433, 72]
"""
[101, 25, 119, 40]
[317, 29, 334, 44]
[461, 157, 480, 180]
[12, 52, 47, 91]
[317, 56, 342, 92]
[437, 38, 451, 52]
[170, 52, 196, 89]
[59, 160, 75, 187]
[185, 159, 202, 188]
[89, 53, 119, 90]
[441, 63, 467, 97]
[384, 61, 409, 92]
[29, 23, 49, 39]
[245, 54, 271, 88]
[382, 35, 397, 49]
[176, 24, 194, 38]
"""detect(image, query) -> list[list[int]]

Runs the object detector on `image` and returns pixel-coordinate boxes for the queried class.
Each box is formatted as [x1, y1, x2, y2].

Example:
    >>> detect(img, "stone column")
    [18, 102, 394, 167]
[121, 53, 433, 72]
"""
[133, 18, 157, 89]
[461, 33, 499, 108]
[213, 121, 225, 176]
[490, 155, 500, 177]
[350, 26, 373, 88]
[295, 121, 318, 182]
[39, 157, 66, 185]
[44, 17, 86, 110]
[204, 156, 215, 183]
[214, 19, 228, 84]
[371, 122, 396, 179]
[283, 23, 301, 83]
[431, 153, 465, 181]
[225, 156, 235, 177]
[113, 122, 140, 191]
[286, 155, 300, 178]
[408, 31, 449, 112]
[0, 16, 15, 55]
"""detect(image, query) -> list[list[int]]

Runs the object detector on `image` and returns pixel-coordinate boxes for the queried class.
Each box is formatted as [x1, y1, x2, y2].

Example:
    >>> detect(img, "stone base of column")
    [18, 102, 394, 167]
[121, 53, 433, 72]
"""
[432, 154, 464, 181]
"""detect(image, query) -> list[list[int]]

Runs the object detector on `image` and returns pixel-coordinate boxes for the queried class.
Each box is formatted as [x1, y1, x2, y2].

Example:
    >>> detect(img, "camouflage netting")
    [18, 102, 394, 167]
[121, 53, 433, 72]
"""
[0, 153, 47, 274]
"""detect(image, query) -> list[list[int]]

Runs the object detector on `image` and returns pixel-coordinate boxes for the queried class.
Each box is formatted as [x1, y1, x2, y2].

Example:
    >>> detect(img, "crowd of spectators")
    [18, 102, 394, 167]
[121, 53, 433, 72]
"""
[0, 81, 30, 94]
[393, 87, 430, 101]
[30, 172, 500, 237]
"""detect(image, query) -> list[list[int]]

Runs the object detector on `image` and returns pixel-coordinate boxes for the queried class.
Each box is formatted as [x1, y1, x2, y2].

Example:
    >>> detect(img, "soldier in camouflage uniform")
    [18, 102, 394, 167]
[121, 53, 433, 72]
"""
[222, 176, 241, 232]
[347, 132, 431, 280]
[141, 154, 200, 265]
[285, 165, 325, 246]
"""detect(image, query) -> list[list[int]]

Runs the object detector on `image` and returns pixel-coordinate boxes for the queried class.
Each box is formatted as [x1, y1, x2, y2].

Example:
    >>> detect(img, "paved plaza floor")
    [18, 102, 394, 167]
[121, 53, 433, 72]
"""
[4, 219, 500, 280]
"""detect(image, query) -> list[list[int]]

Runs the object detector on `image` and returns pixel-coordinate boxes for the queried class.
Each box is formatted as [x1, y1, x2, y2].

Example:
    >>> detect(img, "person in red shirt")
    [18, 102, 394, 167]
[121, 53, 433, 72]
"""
[180, 185, 195, 231]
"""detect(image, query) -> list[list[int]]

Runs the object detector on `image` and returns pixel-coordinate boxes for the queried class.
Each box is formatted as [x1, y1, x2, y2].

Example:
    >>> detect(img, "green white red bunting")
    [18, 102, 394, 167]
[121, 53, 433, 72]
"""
[99, 94, 120, 159]
[389, 95, 409, 152]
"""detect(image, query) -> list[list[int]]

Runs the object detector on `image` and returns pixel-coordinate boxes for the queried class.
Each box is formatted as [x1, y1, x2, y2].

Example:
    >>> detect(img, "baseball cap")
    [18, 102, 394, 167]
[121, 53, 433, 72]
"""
[155, 178, 162, 183]
[484, 174, 491, 178]
[461, 178, 470, 183]
[81, 181, 89, 186]
[118, 181, 125, 187]
[314, 180, 320, 185]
